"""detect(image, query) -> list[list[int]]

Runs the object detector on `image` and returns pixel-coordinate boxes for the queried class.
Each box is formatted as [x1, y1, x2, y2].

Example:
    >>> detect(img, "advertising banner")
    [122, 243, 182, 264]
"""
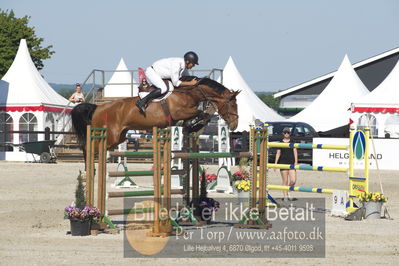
[313, 138, 399, 170]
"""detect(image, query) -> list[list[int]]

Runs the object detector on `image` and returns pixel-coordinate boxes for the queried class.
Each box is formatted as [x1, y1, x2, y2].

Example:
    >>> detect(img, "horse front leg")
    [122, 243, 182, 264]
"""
[106, 128, 124, 150]
[183, 111, 212, 133]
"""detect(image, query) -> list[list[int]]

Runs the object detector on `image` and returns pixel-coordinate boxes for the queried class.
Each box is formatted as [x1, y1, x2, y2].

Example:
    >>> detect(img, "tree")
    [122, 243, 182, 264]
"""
[0, 9, 54, 79]
[257, 93, 280, 111]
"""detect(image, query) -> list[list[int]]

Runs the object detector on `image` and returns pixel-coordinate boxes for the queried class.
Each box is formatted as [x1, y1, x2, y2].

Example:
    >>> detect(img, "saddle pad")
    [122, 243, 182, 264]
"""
[138, 80, 174, 102]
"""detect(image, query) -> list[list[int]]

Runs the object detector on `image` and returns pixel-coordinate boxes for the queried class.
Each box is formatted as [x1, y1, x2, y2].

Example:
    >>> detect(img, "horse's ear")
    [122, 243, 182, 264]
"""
[230, 90, 241, 99]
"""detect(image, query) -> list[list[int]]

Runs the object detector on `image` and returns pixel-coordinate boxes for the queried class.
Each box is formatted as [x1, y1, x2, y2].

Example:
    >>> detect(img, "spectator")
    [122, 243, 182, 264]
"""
[274, 127, 298, 201]
[69, 83, 85, 103]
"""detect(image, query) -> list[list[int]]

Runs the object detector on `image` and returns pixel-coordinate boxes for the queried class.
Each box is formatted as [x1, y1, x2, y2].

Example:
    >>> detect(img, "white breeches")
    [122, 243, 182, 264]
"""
[145, 67, 168, 94]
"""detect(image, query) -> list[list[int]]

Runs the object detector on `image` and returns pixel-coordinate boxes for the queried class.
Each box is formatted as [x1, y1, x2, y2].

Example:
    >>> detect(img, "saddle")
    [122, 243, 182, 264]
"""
[138, 79, 173, 125]
[138, 79, 171, 94]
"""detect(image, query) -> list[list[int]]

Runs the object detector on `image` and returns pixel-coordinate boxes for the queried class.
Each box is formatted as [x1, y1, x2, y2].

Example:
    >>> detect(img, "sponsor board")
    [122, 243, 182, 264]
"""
[313, 138, 399, 170]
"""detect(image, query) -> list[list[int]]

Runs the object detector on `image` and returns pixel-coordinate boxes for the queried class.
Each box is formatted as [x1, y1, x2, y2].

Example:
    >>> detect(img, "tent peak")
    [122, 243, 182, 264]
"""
[115, 58, 128, 70]
[340, 54, 352, 67]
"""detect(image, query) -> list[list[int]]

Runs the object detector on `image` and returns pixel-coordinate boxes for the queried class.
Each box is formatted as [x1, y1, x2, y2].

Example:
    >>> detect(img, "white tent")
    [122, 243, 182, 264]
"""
[104, 58, 138, 97]
[220, 56, 284, 132]
[0, 39, 69, 108]
[0, 39, 70, 161]
[288, 55, 370, 132]
[351, 59, 399, 137]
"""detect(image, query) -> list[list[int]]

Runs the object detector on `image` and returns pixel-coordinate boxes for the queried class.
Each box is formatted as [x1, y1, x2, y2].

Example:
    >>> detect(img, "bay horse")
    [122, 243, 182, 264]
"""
[71, 78, 240, 151]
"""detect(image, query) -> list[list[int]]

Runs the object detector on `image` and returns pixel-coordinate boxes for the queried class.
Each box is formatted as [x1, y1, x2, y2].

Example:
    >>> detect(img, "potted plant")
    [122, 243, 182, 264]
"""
[65, 205, 100, 236]
[234, 179, 250, 204]
[200, 173, 217, 190]
[357, 191, 388, 219]
[231, 170, 250, 194]
[65, 172, 100, 236]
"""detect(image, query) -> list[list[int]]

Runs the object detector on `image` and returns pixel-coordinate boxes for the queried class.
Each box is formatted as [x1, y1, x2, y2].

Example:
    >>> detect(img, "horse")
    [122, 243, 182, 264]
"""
[71, 77, 240, 152]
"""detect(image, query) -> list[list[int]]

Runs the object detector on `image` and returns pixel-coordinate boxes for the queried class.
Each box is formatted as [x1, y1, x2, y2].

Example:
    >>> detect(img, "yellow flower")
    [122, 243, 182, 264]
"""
[357, 191, 387, 202]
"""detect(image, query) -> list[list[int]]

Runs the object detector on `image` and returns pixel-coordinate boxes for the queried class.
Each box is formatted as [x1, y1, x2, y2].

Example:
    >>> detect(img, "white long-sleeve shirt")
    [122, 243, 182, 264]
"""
[151, 57, 186, 87]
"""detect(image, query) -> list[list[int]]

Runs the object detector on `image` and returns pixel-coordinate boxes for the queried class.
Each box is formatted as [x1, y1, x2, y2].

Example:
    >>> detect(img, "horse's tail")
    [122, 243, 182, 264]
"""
[71, 103, 97, 147]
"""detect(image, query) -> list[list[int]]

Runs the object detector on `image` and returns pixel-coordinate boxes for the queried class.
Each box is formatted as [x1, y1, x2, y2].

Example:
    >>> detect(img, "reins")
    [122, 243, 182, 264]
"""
[173, 78, 239, 126]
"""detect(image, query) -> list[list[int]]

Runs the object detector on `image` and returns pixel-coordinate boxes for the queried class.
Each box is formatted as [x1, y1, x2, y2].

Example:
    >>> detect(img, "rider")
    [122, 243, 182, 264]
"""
[135, 51, 199, 113]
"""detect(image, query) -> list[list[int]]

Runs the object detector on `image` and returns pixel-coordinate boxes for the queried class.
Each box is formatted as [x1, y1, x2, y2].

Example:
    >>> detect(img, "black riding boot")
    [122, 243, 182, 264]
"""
[136, 88, 163, 113]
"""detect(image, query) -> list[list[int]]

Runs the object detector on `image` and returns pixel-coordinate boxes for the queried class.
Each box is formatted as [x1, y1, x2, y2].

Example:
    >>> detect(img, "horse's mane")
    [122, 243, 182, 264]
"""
[177, 76, 228, 95]
[197, 78, 227, 94]
[180, 76, 197, 82]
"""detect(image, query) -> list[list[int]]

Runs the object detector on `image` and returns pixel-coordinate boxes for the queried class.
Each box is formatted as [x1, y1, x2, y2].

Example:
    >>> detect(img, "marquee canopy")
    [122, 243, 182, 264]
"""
[220, 56, 284, 132]
[0, 39, 69, 112]
[352, 58, 399, 114]
[288, 55, 370, 132]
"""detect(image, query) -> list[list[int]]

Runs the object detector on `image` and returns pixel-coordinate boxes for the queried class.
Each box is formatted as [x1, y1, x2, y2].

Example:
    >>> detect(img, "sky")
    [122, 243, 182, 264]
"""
[2, 0, 399, 92]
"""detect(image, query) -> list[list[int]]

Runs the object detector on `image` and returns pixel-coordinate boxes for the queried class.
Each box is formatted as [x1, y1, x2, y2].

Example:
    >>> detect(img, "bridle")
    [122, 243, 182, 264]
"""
[194, 80, 239, 127]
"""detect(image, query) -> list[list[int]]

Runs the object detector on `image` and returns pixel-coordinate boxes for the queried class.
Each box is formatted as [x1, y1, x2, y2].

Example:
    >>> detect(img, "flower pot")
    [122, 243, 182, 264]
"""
[70, 220, 91, 236]
[237, 191, 250, 205]
[362, 201, 383, 219]
[232, 184, 238, 195]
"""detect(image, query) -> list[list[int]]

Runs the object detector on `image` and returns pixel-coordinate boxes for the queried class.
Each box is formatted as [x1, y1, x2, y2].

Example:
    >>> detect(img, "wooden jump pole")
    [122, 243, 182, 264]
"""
[97, 127, 107, 218]
[107, 189, 184, 198]
[191, 132, 200, 209]
[258, 128, 267, 219]
[85, 125, 94, 206]
[163, 128, 172, 226]
[148, 127, 173, 237]
[84, 126, 107, 223]
[182, 128, 191, 206]
[250, 127, 257, 219]
[235, 126, 271, 229]
[108, 151, 154, 158]
[151, 126, 161, 235]
[108, 207, 155, 216]
[108, 169, 185, 177]
[171, 151, 252, 159]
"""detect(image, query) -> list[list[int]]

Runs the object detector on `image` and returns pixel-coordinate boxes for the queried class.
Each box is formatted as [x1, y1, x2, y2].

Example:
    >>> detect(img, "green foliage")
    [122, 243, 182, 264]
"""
[58, 88, 75, 99]
[0, 9, 55, 79]
[257, 93, 280, 111]
[75, 172, 86, 209]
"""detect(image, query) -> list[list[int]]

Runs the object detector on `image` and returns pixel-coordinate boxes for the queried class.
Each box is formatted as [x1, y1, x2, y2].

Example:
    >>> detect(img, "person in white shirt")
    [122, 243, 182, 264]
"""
[136, 51, 199, 113]
[69, 83, 85, 103]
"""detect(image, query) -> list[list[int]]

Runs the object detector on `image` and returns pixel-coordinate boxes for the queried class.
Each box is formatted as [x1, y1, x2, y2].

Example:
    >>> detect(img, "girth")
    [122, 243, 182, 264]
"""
[160, 99, 173, 126]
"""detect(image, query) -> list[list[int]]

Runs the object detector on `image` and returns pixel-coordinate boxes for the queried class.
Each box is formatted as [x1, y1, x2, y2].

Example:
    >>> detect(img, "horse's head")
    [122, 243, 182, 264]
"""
[216, 90, 240, 130]
[196, 78, 240, 130]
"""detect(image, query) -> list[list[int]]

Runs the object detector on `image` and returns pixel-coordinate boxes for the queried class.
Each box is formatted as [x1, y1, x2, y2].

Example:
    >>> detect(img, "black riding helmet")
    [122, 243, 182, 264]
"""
[184, 51, 199, 65]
